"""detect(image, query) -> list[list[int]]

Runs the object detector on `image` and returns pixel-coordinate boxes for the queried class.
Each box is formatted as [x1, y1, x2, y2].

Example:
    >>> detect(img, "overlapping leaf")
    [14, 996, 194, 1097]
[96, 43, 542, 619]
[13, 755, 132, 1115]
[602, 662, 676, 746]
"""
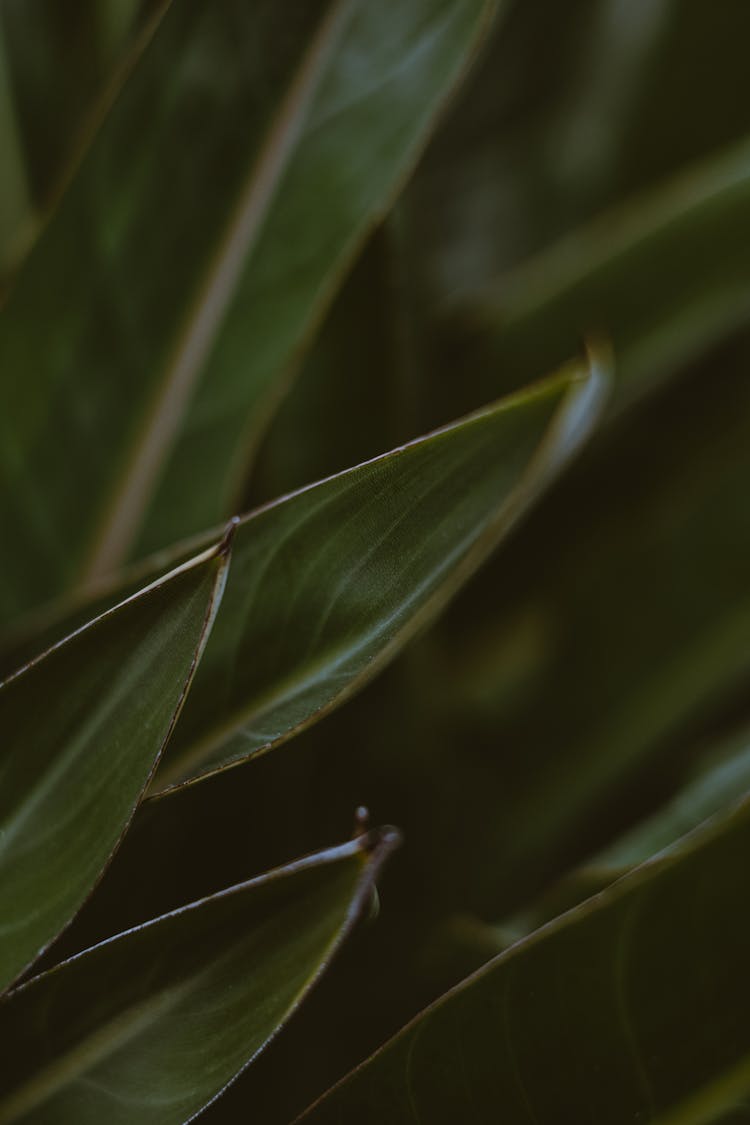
[299, 797, 750, 1124]
[1, 359, 606, 793]
[3, 6, 750, 1125]
[151, 361, 606, 789]
[0, 532, 230, 992]
[0, 0, 499, 622]
[0, 830, 397, 1124]
[393, 348, 750, 915]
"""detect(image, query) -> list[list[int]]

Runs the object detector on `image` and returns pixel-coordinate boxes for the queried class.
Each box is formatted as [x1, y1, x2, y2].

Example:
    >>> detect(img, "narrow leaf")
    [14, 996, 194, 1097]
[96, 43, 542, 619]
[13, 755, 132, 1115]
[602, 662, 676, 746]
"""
[0, 530, 231, 992]
[0, 830, 397, 1125]
[594, 727, 750, 872]
[0, 0, 499, 621]
[463, 134, 750, 416]
[0, 0, 154, 215]
[0, 357, 607, 778]
[299, 798, 750, 1125]
[152, 358, 606, 790]
[407, 354, 750, 915]
[496, 720, 750, 946]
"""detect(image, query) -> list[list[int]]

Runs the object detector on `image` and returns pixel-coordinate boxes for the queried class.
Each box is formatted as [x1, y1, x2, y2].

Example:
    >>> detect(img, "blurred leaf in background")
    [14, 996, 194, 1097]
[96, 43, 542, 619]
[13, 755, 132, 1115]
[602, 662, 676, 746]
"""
[3, 0, 750, 1122]
[0, 0, 497, 620]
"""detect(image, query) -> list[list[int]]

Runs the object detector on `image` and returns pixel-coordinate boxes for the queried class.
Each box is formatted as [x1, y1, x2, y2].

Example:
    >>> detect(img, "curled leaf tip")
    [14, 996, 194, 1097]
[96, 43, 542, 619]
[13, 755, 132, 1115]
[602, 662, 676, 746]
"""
[358, 825, 403, 862]
[582, 330, 614, 384]
[217, 516, 241, 558]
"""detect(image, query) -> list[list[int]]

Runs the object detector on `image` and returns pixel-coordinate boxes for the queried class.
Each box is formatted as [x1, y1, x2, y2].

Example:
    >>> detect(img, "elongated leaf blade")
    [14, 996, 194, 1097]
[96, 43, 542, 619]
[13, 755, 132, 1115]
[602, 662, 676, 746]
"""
[299, 798, 750, 1125]
[445, 135, 750, 424]
[1, 0, 151, 216]
[0, 356, 606, 786]
[0, 0, 499, 621]
[495, 721, 750, 946]
[396, 353, 750, 917]
[151, 359, 605, 790]
[0, 830, 397, 1125]
[132, 0, 502, 564]
[0, 533, 231, 992]
[595, 727, 750, 872]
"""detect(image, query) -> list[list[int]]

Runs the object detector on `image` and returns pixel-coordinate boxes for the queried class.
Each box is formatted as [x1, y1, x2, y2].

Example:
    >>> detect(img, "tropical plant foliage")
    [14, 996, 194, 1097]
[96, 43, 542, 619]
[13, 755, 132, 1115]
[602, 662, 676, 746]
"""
[1, 1, 749, 1121]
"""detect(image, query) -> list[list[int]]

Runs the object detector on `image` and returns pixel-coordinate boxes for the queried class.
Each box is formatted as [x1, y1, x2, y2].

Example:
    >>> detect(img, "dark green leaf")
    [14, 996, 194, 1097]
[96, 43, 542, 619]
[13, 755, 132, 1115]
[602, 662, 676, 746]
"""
[0, 0, 499, 621]
[0, 0, 153, 215]
[496, 720, 750, 946]
[246, 218, 422, 508]
[468, 135, 750, 414]
[153, 360, 606, 789]
[0, 532, 230, 992]
[0, 829, 397, 1125]
[299, 798, 750, 1125]
[399, 346, 750, 916]
[2, 359, 606, 791]
[402, 0, 750, 305]
[594, 726, 750, 872]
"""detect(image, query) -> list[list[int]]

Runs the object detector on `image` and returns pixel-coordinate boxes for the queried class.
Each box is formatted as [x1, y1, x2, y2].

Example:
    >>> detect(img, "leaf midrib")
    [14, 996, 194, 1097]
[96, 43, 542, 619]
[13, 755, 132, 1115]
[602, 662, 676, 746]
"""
[79, 0, 352, 583]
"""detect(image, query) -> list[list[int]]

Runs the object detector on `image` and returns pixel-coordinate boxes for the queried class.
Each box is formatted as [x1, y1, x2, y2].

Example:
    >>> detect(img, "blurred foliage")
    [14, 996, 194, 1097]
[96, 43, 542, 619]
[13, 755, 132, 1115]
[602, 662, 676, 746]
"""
[2, 0, 750, 1121]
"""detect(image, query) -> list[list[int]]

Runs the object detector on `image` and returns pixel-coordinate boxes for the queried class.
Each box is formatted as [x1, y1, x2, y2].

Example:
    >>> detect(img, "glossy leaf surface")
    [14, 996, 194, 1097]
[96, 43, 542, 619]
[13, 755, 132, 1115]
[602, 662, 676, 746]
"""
[0, 0, 498, 621]
[0, 536, 229, 992]
[153, 361, 605, 789]
[300, 799, 750, 1124]
[3, 6, 750, 1124]
[0, 831, 396, 1125]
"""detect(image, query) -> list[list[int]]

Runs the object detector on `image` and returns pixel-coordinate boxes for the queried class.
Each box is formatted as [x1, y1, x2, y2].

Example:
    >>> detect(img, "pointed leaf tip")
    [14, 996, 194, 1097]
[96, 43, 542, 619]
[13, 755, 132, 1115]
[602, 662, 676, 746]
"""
[0, 545, 228, 992]
[0, 831, 398, 1124]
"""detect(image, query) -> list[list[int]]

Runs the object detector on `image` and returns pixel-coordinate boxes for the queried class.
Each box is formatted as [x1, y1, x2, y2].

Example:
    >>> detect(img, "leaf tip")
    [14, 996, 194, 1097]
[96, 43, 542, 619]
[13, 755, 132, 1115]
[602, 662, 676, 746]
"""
[217, 516, 241, 559]
[357, 824, 403, 864]
[581, 330, 614, 395]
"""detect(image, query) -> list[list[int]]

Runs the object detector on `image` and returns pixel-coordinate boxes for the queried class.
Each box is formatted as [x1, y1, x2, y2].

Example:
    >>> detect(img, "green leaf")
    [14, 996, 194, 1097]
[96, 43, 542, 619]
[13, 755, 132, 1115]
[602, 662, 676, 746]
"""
[151, 359, 606, 790]
[496, 720, 750, 947]
[401, 0, 750, 309]
[0, 530, 231, 993]
[397, 350, 750, 917]
[0, 0, 499, 621]
[2, 357, 606, 792]
[594, 726, 750, 872]
[0, 829, 397, 1125]
[467, 134, 750, 414]
[131, 0, 501, 566]
[0, 0, 153, 216]
[246, 217, 421, 508]
[298, 797, 750, 1125]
